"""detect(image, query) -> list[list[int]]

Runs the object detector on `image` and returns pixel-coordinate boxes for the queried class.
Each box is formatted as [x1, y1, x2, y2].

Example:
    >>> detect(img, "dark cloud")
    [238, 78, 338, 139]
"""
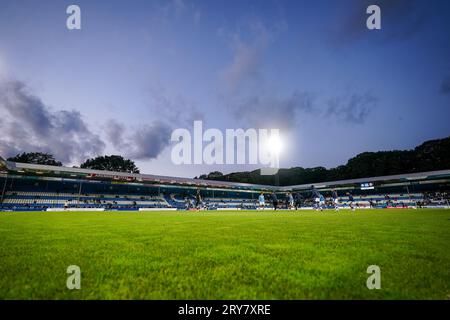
[440, 76, 450, 94]
[0, 79, 105, 164]
[326, 92, 378, 124]
[104, 86, 199, 160]
[333, 0, 431, 46]
[227, 90, 378, 129]
[104, 119, 127, 149]
[220, 18, 377, 130]
[219, 19, 319, 130]
[0, 79, 176, 164]
[104, 119, 172, 160]
[128, 122, 172, 159]
[228, 91, 316, 129]
[0, 81, 53, 135]
[146, 85, 204, 127]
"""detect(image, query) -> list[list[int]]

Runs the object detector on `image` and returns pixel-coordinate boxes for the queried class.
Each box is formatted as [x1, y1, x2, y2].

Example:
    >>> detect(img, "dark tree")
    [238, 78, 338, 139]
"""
[201, 136, 450, 186]
[207, 171, 224, 178]
[80, 155, 140, 173]
[198, 171, 223, 180]
[7, 152, 62, 166]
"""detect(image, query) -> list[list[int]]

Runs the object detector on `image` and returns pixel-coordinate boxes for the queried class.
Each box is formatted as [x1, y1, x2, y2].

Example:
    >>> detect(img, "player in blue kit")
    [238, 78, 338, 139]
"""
[258, 193, 265, 210]
[318, 193, 325, 211]
[286, 192, 294, 209]
[310, 186, 324, 211]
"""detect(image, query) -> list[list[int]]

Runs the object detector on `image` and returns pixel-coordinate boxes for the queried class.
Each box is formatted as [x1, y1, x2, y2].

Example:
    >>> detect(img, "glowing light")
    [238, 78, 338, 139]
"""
[267, 134, 282, 155]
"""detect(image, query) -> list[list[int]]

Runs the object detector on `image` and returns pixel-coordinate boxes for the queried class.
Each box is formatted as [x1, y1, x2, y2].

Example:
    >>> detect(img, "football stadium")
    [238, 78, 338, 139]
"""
[1, 155, 449, 299]
[1, 0, 450, 310]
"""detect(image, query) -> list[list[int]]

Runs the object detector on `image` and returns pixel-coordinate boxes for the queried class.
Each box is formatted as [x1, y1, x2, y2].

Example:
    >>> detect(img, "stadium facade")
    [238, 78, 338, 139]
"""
[1, 156, 449, 211]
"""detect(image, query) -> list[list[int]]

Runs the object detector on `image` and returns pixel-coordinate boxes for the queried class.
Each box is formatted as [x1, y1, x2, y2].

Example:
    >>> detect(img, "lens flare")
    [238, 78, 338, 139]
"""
[267, 134, 282, 155]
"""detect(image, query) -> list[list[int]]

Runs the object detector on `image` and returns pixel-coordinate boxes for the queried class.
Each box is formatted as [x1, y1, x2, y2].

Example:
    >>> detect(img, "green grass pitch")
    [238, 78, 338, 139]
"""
[0, 209, 449, 299]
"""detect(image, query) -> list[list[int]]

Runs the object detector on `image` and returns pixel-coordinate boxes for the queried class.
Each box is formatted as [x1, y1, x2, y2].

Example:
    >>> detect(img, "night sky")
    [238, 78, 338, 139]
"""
[0, 0, 449, 177]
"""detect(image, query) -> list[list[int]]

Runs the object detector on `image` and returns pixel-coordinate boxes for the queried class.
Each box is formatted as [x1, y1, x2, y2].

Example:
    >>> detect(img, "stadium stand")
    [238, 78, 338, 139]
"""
[1, 156, 449, 211]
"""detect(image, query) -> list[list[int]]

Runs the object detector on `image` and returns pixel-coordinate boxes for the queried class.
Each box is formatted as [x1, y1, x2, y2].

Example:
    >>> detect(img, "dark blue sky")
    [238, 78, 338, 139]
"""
[0, 0, 449, 177]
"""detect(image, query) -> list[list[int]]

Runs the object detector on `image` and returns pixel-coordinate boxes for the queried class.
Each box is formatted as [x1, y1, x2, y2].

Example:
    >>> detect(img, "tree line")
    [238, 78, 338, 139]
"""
[197, 136, 450, 186]
[6, 153, 139, 174]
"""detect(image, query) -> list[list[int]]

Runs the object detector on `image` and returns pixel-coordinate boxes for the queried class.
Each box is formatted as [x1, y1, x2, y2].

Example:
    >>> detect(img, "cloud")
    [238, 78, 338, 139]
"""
[104, 119, 127, 149]
[0, 78, 178, 164]
[152, 0, 202, 27]
[440, 76, 450, 94]
[0, 79, 105, 164]
[156, 0, 187, 22]
[218, 16, 381, 132]
[146, 84, 204, 128]
[219, 18, 319, 131]
[220, 18, 287, 91]
[104, 85, 203, 161]
[223, 40, 263, 91]
[325, 92, 378, 124]
[219, 17, 376, 130]
[228, 91, 316, 129]
[104, 119, 172, 161]
[127, 122, 172, 159]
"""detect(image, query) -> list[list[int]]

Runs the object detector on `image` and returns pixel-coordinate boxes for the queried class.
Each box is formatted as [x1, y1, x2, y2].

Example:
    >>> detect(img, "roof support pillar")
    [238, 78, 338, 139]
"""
[1, 174, 8, 204]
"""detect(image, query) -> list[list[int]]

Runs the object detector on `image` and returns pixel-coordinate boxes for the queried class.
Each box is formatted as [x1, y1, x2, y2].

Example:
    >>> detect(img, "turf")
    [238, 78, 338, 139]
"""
[0, 209, 449, 299]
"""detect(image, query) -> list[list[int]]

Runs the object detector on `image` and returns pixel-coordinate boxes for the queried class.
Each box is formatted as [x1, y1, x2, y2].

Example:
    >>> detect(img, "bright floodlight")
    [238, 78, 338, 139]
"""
[267, 134, 282, 155]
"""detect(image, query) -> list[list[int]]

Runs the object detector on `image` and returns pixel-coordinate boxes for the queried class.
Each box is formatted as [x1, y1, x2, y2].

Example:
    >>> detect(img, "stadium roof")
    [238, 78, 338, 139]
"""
[1, 156, 450, 192]
[0, 156, 276, 192]
[277, 169, 450, 191]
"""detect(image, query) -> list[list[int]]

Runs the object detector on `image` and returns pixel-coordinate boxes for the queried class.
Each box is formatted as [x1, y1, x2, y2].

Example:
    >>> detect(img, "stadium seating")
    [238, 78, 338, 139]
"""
[1, 191, 170, 210]
[1, 178, 448, 211]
